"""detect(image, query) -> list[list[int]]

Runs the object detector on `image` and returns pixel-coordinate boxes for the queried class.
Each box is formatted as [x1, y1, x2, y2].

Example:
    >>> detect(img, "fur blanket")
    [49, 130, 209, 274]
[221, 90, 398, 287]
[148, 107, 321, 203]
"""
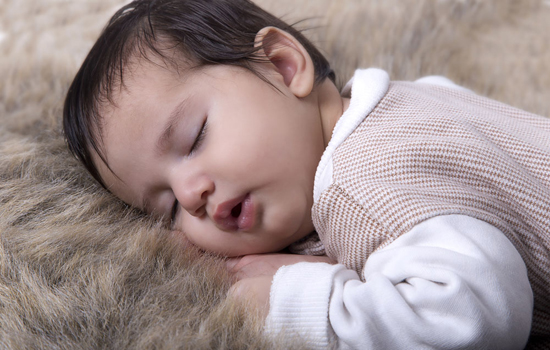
[0, 0, 548, 348]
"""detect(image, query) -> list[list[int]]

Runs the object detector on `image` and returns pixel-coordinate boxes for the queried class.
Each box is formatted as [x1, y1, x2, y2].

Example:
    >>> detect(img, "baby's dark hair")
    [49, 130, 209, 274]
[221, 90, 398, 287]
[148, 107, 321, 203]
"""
[63, 0, 335, 187]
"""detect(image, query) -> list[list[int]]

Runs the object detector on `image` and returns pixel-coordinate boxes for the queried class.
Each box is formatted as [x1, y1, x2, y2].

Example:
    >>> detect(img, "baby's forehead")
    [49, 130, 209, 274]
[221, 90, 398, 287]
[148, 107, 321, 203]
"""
[92, 59, 168, 185]
[100, 52, 191, 118]
[100, 59, 176, 134]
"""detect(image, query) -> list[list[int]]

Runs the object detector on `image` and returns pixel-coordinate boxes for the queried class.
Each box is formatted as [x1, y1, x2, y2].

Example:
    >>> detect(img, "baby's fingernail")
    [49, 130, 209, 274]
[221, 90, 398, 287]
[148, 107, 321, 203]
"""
[225, 258, 238, 270]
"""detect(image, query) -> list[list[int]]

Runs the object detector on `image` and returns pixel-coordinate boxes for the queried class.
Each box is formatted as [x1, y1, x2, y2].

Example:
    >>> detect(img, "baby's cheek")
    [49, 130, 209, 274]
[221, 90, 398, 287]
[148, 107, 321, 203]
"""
[177, 222, 227, 255]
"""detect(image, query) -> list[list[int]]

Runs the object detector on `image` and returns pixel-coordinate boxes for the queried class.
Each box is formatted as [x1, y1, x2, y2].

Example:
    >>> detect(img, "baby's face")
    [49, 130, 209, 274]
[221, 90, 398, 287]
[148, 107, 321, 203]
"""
[96, 58, 326, 256]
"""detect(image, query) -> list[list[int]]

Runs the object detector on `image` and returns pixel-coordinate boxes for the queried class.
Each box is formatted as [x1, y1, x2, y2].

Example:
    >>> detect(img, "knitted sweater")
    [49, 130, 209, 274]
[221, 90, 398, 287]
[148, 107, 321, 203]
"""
[267, 69, 550, 349]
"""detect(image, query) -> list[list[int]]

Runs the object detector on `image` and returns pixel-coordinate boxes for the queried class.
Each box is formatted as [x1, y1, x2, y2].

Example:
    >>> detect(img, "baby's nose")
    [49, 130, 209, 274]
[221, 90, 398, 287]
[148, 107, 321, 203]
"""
[174, 175, 214, 218]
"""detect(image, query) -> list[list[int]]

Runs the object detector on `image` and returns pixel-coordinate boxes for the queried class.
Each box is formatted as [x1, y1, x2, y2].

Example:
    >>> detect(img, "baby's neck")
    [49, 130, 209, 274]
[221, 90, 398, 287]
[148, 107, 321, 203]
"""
[316, 80, 351, 147]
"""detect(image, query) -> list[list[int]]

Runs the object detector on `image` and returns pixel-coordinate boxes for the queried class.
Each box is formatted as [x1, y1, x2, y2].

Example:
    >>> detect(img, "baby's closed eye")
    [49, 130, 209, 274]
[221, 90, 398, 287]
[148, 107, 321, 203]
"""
[189, 120, 208, 155]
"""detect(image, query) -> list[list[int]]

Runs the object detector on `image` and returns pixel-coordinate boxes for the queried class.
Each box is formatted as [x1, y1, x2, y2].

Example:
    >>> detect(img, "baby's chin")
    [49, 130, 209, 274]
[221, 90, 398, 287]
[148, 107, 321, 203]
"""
[167, 229, 288, 257]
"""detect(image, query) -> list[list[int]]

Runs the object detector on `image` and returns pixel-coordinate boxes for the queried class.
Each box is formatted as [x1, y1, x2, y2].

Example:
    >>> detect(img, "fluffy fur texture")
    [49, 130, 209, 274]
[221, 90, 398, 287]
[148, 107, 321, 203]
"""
[0, 0, 548, 348]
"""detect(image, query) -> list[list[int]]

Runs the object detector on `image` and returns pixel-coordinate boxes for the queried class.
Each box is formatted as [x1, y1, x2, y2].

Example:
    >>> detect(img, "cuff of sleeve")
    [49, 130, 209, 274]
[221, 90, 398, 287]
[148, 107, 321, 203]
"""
[265, 262, 344, 348]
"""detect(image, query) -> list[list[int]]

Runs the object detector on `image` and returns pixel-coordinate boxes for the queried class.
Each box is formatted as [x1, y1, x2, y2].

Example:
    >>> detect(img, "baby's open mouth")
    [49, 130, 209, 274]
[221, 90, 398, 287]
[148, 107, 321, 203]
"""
[213, 194, 255, 232]
[231, 203, 242, 218]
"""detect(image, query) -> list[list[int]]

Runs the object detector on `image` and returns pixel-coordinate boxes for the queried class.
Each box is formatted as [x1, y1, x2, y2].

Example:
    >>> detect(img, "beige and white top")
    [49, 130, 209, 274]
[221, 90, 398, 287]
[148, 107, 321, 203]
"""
[267, 69, 550, 349]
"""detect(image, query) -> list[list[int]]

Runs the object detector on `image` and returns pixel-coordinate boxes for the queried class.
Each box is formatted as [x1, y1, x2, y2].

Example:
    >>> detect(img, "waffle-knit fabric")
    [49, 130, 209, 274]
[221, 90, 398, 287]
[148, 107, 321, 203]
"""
[309, 81, 550, 339]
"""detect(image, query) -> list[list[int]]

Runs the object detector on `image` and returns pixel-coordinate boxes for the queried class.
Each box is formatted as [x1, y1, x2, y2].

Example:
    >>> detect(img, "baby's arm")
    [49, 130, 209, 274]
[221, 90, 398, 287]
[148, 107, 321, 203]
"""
[266, 215, 533, 349]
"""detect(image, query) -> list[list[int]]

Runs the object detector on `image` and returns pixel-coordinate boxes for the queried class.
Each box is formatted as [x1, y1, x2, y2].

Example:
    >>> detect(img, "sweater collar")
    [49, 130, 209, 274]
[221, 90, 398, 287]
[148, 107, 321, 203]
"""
[313, 68, 390, 201]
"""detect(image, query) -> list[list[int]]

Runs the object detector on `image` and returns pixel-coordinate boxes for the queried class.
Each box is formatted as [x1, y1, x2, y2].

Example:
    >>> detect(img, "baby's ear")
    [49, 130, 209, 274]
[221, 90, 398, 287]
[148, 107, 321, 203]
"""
[254, 27, 314, 98]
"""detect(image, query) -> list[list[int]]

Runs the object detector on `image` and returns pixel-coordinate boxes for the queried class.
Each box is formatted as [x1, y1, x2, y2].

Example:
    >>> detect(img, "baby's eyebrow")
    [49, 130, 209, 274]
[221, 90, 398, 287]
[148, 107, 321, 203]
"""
[156, 97, 191, 156]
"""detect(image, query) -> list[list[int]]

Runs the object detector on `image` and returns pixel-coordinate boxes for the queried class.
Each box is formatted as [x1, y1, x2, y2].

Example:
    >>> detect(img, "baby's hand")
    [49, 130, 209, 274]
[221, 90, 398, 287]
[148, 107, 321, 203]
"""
[226, 254, 335, 319]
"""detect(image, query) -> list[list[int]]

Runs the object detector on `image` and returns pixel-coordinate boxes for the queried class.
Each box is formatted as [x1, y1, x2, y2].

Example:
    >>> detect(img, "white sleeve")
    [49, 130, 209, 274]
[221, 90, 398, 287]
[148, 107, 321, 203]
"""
[265, 215, 533, 349]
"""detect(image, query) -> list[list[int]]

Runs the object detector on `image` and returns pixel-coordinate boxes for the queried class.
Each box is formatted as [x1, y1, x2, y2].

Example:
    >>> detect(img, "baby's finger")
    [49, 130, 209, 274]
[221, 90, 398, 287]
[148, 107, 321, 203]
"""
[225, 254, 264, 273]
[225, 257, 241, 272]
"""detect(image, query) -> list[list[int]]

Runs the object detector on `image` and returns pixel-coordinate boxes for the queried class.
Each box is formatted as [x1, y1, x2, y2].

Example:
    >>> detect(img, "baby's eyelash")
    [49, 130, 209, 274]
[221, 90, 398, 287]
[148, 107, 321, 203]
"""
[189, 120, 208, 154]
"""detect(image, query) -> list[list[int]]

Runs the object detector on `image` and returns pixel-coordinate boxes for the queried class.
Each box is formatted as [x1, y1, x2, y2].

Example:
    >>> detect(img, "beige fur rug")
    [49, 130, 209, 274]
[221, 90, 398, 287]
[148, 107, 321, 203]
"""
[1, 0, 548, 348]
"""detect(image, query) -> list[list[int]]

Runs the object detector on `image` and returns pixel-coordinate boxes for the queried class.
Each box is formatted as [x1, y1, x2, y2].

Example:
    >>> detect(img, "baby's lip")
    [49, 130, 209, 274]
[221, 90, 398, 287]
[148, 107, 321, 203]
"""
[213, 194, 255, 232]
